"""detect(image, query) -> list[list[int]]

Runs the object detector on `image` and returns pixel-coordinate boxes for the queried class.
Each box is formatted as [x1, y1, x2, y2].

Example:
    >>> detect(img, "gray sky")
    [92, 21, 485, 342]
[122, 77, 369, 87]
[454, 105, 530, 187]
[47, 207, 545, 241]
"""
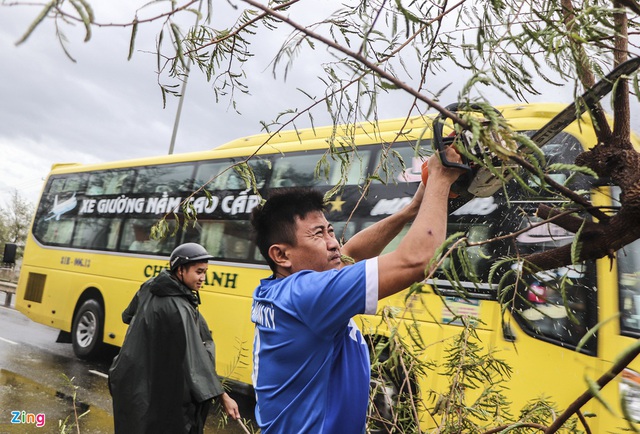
[1, 1, 636, 207]
[0, 1, 334, 204]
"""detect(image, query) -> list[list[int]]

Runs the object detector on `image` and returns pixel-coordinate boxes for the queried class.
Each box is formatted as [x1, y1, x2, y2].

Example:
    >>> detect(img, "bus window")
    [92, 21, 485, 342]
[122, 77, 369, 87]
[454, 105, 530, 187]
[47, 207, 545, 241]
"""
[32, 174, 84, 246]
[134, 164, 195, 194]
[270, 153, 320, 187]
[332, 221, 358, 246]
[611, 186, 640, 336]
[270, 150, 371, 188]
[326, 150, 371, 186]
[439, 223, 503, 282]
[517, 132, 592, 199]
[424, 130, 598, 352]
[87, 170, 135, 195]
[183, 220, 254, 262]
[72, 218, 121, 250]
[512, 262, 596, 352]
[48, 174, 88, 196]
[372, 142, 428, 184]
[253, 248, 265, 263]
[619, 239, 640, 336]
[429, 220, 508, 297]
[121, 218, 175, 254]
[195, 158, 270, 191]
[38, 218, 75, 246]
[511, 215, 597, 353]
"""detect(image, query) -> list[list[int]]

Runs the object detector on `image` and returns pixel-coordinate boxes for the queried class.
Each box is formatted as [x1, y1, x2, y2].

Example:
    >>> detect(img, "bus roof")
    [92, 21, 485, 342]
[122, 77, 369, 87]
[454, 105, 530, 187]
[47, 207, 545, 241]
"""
[213, 103, 570, 152]
[45, 102, 587, 176]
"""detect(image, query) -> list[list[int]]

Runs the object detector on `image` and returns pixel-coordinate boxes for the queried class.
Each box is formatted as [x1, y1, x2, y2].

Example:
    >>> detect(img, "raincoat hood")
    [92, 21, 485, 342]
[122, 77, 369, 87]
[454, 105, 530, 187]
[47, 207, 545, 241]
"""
[149, 270, 199, 305]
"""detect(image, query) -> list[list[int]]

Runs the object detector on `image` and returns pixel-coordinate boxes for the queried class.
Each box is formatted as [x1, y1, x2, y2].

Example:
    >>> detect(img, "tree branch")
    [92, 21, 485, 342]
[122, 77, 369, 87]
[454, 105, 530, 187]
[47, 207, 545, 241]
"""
[612, 1, 631, 142]
[508, 153, 610, 222]
[239, 0, 470, 128]
[560, 0, 612, 143]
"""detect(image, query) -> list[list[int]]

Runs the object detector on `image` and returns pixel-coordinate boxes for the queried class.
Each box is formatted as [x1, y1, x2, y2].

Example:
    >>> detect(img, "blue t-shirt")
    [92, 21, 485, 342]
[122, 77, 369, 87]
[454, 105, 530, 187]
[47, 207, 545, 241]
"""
[251, 258, 379, 433]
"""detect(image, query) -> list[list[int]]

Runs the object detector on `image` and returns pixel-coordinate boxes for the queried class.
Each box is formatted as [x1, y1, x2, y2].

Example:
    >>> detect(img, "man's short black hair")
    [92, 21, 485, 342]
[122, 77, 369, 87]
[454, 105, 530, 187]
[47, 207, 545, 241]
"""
[250, 188, 326, 272]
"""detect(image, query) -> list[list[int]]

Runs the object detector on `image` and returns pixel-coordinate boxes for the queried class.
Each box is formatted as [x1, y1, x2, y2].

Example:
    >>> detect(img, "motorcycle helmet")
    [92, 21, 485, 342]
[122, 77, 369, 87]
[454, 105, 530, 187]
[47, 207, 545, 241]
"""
[169, 243, 214, 271]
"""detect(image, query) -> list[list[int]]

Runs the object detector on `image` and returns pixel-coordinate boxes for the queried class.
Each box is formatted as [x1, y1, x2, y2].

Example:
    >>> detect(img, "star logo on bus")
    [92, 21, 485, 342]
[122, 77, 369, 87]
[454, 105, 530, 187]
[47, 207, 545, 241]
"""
[327, 196, 346, 213]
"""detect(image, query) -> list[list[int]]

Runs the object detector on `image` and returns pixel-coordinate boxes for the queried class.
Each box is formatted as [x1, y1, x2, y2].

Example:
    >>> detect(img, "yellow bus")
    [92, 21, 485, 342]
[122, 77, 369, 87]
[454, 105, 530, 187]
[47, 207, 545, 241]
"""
[15, 102, 640, 431]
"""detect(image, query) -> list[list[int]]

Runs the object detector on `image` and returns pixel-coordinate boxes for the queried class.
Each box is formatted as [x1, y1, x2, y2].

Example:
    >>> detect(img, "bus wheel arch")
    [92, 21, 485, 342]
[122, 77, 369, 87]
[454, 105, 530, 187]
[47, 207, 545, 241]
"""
[71, 289, 105, 360]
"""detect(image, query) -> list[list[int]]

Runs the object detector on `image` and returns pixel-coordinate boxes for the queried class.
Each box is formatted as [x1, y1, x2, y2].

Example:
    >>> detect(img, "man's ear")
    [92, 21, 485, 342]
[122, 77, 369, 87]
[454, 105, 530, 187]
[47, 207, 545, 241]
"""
[268, 244, 291, 269]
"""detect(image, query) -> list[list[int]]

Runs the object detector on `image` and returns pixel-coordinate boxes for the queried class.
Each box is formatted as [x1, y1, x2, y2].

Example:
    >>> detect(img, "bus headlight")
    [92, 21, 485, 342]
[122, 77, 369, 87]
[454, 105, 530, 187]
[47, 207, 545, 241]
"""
[620, 368, 640, 422]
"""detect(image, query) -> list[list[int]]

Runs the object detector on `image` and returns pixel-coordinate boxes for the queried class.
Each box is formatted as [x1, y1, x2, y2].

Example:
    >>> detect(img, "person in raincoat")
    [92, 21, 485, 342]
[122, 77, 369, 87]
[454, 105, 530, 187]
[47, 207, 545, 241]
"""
[109, 242, 240, 434]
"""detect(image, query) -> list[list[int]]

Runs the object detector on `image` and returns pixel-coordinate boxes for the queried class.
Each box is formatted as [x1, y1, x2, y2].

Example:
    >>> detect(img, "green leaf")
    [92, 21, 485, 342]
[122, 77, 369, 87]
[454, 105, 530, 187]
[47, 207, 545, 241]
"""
[547, 163, 598, 178]
[585, 374, 617, 416]
[570, 220, 585, 264]
[128, 19, 138, 61]
[576, 313, 619, 353]
[15, 1, 55, 46]
[69, 0, 92, 42]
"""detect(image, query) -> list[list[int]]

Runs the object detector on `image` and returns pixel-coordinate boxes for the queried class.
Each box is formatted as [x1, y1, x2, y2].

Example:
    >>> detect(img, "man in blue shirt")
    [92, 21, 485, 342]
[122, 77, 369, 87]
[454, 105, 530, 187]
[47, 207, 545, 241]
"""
[250, 149, 463, 433]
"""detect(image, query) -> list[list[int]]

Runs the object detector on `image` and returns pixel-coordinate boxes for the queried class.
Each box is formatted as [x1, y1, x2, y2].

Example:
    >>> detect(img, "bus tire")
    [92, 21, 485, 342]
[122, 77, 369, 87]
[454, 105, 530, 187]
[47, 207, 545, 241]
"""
[71, 299, 105, 360]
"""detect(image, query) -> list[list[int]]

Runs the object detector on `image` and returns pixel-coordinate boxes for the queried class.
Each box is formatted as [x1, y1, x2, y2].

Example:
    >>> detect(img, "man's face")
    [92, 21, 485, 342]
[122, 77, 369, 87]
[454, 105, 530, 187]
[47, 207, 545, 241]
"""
[286, 210, 342, 274]
[178, 262, 208, 291]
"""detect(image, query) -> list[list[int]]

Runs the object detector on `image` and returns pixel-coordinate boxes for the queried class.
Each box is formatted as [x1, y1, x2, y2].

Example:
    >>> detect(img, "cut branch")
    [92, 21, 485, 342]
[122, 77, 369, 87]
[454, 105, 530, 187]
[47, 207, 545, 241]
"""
[523, 208, 640, 270]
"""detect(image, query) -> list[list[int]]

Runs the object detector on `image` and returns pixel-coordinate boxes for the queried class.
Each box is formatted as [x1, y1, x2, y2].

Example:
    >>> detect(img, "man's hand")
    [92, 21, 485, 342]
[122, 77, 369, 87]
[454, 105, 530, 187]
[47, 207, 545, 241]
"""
[220, 392, 241, 420]
[431, 146, 466, 183]
[421, 147, 465, 191]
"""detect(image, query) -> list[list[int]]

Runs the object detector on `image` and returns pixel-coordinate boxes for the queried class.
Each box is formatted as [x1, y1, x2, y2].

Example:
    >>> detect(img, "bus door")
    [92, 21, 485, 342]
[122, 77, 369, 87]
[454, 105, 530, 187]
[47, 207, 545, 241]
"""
[484, 133, 603, 424]
[427, 194, 510, 395]
[596, 187, 640, 424]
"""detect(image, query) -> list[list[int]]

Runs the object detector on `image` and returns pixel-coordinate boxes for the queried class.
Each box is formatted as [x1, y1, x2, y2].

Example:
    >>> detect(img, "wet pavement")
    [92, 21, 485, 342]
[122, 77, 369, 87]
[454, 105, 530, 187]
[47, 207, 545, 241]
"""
[0, 369, 114, 433]
[0, 297, 258, 434]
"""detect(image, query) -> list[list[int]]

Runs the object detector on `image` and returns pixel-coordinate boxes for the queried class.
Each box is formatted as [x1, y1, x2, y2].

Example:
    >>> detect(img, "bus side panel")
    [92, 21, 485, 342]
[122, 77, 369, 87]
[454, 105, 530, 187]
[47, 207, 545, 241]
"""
[198, 264, 269, 385]
[493, 311, 603, 430]
[594, 253, 640, 431]
[363, 288, 612, 431]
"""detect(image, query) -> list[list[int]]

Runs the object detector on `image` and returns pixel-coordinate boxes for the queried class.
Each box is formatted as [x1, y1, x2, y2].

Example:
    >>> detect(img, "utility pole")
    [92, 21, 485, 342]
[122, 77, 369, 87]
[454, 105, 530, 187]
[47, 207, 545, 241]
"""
[168, 7, 202, 155]
[168, 69, 190, 155]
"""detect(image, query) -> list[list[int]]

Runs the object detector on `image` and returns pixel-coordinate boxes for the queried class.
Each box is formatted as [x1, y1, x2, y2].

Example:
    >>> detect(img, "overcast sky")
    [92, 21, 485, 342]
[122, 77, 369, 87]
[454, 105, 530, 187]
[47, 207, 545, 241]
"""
[1, 1, 637, 207]
[0, 2, 344, 204]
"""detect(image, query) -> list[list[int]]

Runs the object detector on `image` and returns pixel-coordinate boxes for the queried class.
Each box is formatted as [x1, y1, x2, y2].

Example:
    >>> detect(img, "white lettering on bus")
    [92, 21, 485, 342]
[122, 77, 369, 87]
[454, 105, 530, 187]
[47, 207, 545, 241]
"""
[370, 197, 412, 216]
[78, 193, 258, 216]
[79, 200, 96, 214]
[191, 196, 219, 213]
[221, 190, 261, 215]
[251, 301, 276, 329]
[91, 197, 146, 215]
[451, 197, 498, 216]
[142, 266, 240, 287]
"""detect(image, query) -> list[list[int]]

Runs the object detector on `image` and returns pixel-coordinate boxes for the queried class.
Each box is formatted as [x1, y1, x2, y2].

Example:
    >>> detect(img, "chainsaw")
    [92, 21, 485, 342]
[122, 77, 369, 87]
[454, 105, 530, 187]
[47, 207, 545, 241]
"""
[430, 102, 516, 199]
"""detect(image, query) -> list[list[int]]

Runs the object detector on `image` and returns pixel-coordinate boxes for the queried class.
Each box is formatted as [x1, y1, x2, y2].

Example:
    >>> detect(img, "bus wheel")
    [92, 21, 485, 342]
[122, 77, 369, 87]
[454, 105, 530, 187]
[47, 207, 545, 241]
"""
[72, 299, 104, 360]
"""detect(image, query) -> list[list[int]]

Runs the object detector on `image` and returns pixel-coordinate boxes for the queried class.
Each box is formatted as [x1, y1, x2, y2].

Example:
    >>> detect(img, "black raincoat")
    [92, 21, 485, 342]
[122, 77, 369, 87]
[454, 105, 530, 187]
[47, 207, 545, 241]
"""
[109, 270, 225, 434]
